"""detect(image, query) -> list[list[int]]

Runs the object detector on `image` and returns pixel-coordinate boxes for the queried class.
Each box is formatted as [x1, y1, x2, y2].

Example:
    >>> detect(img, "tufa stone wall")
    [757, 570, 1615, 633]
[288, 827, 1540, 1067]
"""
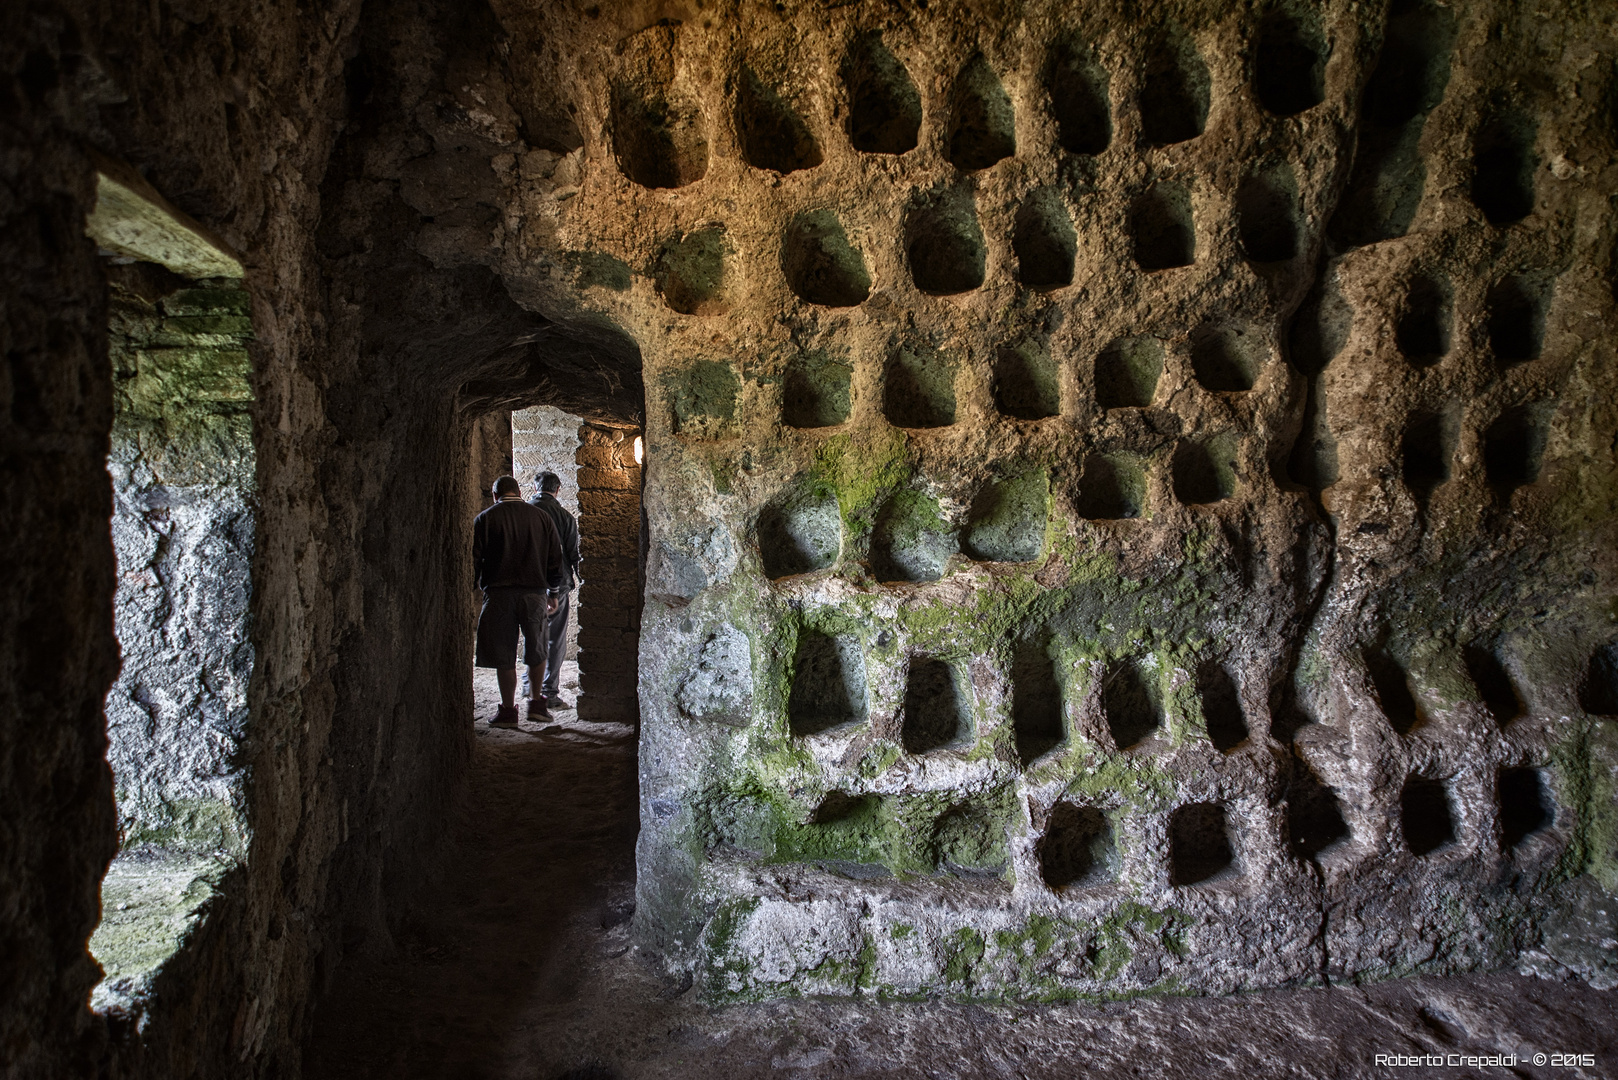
[103, 264, 255, 858]
[576, 422, 644, 724]
[409, 0, 1617, 1000]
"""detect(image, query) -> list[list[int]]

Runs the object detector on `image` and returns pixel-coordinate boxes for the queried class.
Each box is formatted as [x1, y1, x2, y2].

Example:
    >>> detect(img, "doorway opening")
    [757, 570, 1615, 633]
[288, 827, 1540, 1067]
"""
[471, 405, 643, 731]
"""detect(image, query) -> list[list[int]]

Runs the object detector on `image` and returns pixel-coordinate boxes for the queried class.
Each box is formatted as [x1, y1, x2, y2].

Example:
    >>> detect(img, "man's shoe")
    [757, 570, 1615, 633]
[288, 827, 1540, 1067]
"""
[528, 700, 553, 722]
[489, 705, 520, 728]
[545, 694, 571, 710]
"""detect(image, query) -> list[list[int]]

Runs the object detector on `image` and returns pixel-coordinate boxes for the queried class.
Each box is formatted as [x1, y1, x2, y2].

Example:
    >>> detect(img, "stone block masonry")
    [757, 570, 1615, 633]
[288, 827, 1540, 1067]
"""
[575, 422, 643, 724]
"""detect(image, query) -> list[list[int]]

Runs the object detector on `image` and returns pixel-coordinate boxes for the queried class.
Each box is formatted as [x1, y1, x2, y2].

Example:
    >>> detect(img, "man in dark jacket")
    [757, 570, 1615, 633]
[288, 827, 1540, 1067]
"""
[473, 475, 566, 727]
[529, 470, 582, 709]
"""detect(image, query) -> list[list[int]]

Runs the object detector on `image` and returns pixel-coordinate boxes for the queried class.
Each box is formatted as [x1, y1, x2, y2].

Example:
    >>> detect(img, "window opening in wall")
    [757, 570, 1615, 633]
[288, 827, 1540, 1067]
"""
[498, 409, 644, 728]
[82, 158, 254, 1014]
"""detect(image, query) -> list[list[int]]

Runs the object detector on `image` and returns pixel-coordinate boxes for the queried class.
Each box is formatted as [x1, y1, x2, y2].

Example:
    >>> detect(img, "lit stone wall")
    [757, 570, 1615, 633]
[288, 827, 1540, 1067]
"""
[460, 0, 1618, 1000]
[104, 264, 255, 858]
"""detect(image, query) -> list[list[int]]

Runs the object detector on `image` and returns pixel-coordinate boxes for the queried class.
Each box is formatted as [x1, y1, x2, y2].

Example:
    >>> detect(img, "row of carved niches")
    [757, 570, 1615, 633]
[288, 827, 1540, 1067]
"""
[613, 17, 1331, 191]
[666, 176, 1298, 315]
[772, 761, 1557, 889]
[1360, 640, 1618, 736]
[784, 635, 1255, 762]
[1038, 758, 1561, 890]
[756, 457, 1244, 582]
[775, 331, 1263, 434]
[663, 151, 1552, 321]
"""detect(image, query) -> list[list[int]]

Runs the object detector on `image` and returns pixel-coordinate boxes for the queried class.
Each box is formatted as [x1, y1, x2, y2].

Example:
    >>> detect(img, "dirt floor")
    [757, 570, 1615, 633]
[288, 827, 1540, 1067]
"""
[302, 664, 1618, 1080]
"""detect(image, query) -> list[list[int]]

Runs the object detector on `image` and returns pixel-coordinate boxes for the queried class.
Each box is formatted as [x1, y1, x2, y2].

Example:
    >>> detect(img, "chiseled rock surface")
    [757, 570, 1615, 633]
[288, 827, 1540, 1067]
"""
[420, 0, 1618, 998]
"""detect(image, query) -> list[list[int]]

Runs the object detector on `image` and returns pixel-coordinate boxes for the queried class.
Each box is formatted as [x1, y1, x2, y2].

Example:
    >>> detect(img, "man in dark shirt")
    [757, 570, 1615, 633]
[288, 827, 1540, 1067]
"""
[528, 470, 582, 709]
[472, 475, 566, 727]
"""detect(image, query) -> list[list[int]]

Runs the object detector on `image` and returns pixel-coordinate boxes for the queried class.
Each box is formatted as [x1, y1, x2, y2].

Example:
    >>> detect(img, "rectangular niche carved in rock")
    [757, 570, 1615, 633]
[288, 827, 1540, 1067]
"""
[900, 657, 969, 754]
[1196, 661, 1247, 751]
[931, 798, 1011, 876]
[1400, 775, 1457, 856]
[1364, 648, 1424, 735]
[884, 344, 957, 429]
[788, 628, 867, 736]
[1463, 643, 1522, 726]
[1169, 802, 1234, 886]
[1011, 633, 1064, 766]
[781, 350, 853, 429]
[1075, 453, 1146, 521]
[961, 470, 1048, 563]
[872, 489, 955, 583]
[992, 339, 1060, 420]
[1094, 336, 1163, 409]
[1483, 403, 1549, 501]
[1039, 803, 1116, 888]
[1498, 767, 1554, 850]
[1103, 657, 1161, 749]
[1580, 642, 1618, 715]
[757, 488, 841, 579]
[1286, 765, 1349, 860]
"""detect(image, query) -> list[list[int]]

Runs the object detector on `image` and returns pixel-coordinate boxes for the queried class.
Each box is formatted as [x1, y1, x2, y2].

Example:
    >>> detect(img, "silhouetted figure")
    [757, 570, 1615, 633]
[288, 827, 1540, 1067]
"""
[473, 476, 565, 726]
[528, 470, 581, 709]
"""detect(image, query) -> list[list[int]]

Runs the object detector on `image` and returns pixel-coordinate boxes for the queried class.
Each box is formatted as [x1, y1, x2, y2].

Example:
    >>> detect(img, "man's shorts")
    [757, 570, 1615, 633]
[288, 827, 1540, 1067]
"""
[475, 587, 549, 670]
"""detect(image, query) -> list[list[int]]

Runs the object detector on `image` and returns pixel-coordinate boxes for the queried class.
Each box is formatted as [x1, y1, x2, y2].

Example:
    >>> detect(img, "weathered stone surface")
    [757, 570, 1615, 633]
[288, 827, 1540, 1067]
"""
[6, 0, 1618, 1075]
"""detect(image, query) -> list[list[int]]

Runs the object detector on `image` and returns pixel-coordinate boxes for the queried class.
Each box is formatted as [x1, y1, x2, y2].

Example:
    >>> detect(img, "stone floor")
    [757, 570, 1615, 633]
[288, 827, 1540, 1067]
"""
[302, 665, 1617, 1080]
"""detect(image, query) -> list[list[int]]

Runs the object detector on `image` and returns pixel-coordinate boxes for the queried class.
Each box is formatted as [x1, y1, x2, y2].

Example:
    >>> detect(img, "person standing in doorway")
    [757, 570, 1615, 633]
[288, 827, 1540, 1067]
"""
[473, 475, 565, 727]
[529, 470, 581, 709]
